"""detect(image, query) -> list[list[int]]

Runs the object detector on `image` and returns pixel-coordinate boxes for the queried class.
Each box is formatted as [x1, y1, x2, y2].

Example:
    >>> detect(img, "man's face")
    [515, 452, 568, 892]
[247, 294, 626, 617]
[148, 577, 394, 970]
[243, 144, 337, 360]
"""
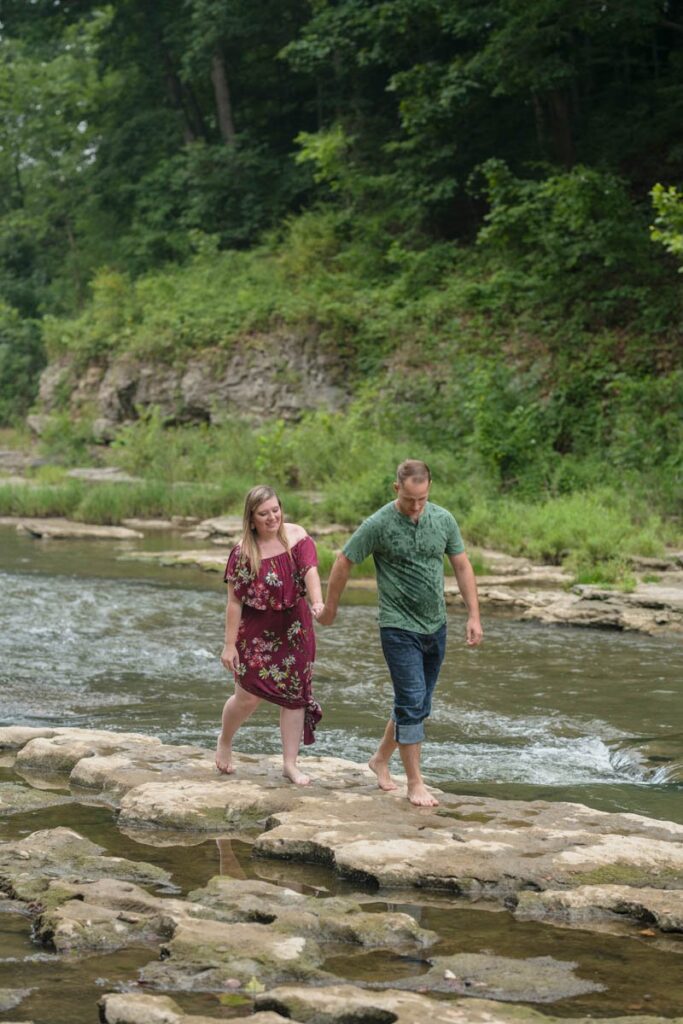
[394, 476, 431, 520]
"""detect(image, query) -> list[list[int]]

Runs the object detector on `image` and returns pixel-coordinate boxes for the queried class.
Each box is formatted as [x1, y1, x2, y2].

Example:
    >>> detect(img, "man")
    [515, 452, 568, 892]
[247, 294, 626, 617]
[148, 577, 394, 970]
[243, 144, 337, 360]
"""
[317, 459, 483, 807]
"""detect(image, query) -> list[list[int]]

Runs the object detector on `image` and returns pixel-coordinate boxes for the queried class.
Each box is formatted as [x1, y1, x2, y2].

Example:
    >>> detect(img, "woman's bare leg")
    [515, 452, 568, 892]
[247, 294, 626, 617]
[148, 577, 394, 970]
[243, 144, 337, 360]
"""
[280, 707, 310, 785]
[216, 685, 261, 773]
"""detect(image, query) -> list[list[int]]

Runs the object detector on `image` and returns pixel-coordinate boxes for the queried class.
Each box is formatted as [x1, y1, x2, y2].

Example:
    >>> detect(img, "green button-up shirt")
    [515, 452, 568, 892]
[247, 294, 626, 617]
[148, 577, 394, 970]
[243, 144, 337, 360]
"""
[343, 501, 465, 634]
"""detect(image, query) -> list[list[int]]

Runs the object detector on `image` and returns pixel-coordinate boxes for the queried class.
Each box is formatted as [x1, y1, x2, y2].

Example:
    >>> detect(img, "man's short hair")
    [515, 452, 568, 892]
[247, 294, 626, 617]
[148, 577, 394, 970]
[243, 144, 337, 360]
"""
[396, 459, 431, 485]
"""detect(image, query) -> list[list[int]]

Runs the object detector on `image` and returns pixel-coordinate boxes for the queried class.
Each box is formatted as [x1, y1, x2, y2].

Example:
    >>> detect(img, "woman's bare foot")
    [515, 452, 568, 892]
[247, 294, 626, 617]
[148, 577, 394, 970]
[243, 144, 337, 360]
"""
[368, 755, 398, 791]
[407, 782, 439, 807]
[282, 764, 311, 785]
[215, 736, 235, 774]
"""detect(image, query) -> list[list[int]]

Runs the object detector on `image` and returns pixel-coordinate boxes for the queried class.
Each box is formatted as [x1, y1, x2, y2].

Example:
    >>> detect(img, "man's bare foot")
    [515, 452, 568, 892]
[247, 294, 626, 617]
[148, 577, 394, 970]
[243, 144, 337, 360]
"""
[407, 782, 439, 807]
[215, 737, 235, 774]
[282, 764, 311, 786]
[368, 755, 398, 792]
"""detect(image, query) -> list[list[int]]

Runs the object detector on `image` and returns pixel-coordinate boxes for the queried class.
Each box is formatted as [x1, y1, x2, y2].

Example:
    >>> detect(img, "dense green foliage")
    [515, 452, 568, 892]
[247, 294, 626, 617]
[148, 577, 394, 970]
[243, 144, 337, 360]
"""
[0, 1, 681, 580]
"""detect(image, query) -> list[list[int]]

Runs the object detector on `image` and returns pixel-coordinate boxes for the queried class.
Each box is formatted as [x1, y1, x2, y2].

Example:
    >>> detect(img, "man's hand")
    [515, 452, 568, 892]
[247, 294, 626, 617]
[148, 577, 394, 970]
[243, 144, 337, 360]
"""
[315, 604, 336, 627]
[466, 617, 483, 646]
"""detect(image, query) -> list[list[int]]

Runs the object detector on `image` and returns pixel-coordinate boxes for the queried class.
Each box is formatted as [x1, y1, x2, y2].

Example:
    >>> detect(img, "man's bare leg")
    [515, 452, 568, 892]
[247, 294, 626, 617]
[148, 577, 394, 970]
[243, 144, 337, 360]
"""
[216, 686, 261, 773]
[368, 718, 399, 791]
[398, 740, 439, 806]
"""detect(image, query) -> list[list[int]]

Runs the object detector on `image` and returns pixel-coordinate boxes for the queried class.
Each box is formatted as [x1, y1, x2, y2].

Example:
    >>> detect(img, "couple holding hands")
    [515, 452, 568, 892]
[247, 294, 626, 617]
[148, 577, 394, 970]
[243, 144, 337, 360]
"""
[216, 460, 483, 807]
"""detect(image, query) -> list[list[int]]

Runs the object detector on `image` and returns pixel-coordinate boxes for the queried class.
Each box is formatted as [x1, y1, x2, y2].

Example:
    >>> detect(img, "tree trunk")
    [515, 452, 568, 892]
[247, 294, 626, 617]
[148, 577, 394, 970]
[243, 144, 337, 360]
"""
[160, 43, 201, 143]
[211, 48, 236, 146]
[547, 89, 575, 167]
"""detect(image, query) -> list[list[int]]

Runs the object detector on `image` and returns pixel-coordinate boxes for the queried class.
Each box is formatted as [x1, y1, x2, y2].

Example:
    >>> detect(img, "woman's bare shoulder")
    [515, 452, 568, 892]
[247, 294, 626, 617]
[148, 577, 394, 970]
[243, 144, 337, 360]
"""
[284, 522, 307, 544]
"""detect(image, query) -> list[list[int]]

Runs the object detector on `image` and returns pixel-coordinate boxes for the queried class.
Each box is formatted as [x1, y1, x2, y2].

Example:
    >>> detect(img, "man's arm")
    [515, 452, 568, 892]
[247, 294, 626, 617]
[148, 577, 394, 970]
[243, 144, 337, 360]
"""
[317, 553, 353, 626]
[448, 552, 483, 646]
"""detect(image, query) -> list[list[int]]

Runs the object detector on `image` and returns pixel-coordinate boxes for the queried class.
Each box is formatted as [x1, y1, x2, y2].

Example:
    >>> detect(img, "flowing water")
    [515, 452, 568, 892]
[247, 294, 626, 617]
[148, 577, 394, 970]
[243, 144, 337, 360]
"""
[0, 526, 682, 1022]
[1, 527, 680, 822]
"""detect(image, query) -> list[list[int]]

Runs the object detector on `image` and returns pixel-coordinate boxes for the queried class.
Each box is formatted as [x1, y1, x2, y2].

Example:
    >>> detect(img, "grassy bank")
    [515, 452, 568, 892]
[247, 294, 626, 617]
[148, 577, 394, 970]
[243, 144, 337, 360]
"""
[1, 414, 678, 588]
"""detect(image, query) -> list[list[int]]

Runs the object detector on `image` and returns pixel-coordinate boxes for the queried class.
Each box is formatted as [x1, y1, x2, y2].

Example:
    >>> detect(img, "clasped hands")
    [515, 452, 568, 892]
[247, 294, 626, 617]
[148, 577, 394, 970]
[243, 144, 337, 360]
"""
[311, 602, 335, 626]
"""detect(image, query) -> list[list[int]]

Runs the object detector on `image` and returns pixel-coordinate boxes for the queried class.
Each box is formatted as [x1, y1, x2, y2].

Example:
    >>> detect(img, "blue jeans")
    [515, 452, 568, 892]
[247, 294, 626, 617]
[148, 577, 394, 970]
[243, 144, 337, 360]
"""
[379, 624, 447, 744]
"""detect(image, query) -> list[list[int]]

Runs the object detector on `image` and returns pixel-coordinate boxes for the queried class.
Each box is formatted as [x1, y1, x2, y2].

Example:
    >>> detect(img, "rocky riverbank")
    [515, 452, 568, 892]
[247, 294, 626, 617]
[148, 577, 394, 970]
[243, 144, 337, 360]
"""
[0, 727, 682, 1024]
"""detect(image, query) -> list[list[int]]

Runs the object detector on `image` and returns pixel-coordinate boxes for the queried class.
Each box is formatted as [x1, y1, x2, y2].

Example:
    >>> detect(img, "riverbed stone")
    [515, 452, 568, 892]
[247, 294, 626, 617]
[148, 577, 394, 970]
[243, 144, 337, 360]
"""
[254, 792, 683, 896]
[99, 993, 226, 1024]
[0, 782, 72, 815]
[448, 579, 683, 635]
[0, 827, 170, 905]
[0, 990, 32, 1013]
[0, 727, 58, 751]
[390, 953, 603, 1002]
[513, 884, 683, 933]
[13, 729, 163, 773]
[100, 992, 294, 1024]
[186, 877, 437, 949]
[15, 517, 144, 540]
[256, 985, 683, 1024]
[140, 916, 327, 990]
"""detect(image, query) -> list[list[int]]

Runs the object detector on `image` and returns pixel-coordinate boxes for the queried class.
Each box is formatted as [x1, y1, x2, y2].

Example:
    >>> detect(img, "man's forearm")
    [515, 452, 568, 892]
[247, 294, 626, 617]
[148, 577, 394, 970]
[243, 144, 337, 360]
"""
[453, 559, 481, 620]
[323, 554, 352, 614]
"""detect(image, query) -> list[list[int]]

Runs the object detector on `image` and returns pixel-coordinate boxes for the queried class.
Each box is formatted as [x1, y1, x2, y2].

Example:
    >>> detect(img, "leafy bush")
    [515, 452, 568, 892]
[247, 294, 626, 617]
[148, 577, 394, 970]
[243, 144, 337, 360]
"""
[0, 305, 45, 425]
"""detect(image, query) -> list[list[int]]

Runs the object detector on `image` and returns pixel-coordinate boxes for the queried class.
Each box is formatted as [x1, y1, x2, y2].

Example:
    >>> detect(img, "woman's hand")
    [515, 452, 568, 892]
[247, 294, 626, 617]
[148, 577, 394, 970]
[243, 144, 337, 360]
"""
[310, 601, 325, 619]
[220, 644, 239, 672]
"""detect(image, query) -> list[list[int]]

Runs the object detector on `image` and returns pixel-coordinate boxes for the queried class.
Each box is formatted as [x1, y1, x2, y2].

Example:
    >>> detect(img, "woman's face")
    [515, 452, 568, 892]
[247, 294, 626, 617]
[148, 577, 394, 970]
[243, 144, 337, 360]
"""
[251, 496, 282, 537]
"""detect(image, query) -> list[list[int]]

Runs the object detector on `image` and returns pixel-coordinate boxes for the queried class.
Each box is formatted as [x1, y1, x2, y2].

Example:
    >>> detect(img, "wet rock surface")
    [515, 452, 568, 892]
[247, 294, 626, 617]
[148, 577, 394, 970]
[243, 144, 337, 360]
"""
[255, 984, 683, 1024]
[0, 783, 72, 816]
[14, 518, 144, 540]
[1, 728, 682, 1024]
[513, 883, 683, 932]
[387, 952, 603, 1002]
[0, 827, 171, 905]
[2, 727, 682, 915]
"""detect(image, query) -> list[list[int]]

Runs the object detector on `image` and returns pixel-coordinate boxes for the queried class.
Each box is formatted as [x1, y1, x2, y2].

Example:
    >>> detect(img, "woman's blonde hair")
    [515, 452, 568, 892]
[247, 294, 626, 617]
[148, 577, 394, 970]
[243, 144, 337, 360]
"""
[239, 485, 290, 577]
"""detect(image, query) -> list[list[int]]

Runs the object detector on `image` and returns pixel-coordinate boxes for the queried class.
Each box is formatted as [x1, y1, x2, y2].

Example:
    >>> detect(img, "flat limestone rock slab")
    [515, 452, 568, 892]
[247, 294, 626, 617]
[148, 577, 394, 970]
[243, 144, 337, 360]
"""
[116, 754, 374, 830]
[0, 728, 58, 751]
[186, 877, 436, 949]
[15, 517, 143, 540]
[0, 827, 170, 904]
[514, 884, 683, 933]
[100, 993, 294, 1024]
[390, 953, 603, 1002]
[0, 990, 32, 1013]
[254, 792, 683, 896]
[0, 783, 72, 815]
[197, 514, 243, 536]
[119, 548, 227, 572]
[99, 993, 227, 1024]
[140, 916, 326, 990]
[12, 729, 163, 773]
[446, 579, 683, 635]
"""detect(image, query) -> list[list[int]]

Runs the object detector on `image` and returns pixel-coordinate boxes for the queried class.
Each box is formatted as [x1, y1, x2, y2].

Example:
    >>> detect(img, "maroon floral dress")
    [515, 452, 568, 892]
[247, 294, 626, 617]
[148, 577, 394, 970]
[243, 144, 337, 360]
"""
[224, 536, 322, 744]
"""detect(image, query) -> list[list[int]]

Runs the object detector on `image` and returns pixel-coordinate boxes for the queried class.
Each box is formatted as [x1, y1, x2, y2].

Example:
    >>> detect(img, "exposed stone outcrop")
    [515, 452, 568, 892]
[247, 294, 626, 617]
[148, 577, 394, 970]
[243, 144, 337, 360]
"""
[34, 334, 349, 438]
[513, 884, 683, 932]
[2, 727, 682, 935]
[15, 518, 143, 541]
[0, 782, 72, 816]
[0, 827, 170, 906]
[255, 985, 683, 1024]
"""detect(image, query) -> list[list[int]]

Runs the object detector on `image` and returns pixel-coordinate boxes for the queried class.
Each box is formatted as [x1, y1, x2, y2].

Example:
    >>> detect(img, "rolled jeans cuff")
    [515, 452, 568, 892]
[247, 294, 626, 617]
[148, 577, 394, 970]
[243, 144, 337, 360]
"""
[391, 715, 425, 745]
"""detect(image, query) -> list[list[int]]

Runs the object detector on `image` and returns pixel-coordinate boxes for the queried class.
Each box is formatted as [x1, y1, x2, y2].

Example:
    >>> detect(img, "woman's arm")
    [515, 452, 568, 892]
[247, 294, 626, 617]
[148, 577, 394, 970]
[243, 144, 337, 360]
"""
[304, 565, 324, 618]
[220, 583, 243, 671]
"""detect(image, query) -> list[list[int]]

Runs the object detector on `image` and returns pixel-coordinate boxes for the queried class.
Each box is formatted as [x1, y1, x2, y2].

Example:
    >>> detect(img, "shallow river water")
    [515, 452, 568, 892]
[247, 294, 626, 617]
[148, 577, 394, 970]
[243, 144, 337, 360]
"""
[0, 526, 682, 1022]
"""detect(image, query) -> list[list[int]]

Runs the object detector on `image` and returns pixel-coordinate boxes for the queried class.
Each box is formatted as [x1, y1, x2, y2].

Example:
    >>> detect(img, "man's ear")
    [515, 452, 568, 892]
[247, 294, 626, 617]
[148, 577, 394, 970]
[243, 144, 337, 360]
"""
[393, 481, 399, 494]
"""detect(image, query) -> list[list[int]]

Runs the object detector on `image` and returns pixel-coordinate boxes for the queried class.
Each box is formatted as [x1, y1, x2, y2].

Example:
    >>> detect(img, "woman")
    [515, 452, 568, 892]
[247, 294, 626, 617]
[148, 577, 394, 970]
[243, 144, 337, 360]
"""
[217, 485, 324, 785]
